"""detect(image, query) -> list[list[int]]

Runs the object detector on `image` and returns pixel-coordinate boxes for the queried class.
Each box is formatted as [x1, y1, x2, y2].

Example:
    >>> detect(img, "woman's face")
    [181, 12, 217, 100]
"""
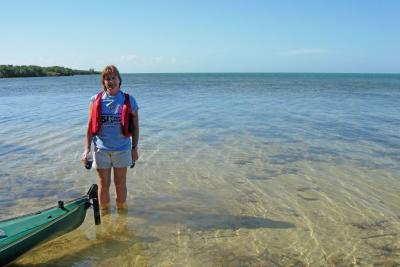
[103, 73, 120, 94]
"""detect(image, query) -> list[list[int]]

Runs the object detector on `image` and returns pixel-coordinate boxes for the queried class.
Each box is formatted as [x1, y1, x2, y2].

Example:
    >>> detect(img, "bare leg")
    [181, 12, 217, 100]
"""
[114, 167, 127, 209]
[96, 168, 112, 209]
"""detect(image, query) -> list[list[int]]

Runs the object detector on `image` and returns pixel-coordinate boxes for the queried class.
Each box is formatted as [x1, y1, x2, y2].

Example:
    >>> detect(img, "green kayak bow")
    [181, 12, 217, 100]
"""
[0, 184, 101, 266]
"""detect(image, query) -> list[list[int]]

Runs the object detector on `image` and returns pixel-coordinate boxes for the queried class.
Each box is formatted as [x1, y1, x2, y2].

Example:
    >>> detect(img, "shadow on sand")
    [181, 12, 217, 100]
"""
[132, 208, 295, 230]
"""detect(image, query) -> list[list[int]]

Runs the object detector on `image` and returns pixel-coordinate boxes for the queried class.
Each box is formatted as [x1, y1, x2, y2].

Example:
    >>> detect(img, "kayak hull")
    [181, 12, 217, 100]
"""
[0, 195, 92, 266]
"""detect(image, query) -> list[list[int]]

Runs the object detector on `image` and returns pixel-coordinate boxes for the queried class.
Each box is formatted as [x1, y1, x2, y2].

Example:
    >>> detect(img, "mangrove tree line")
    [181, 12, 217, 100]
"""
[0, 65, 99, 78]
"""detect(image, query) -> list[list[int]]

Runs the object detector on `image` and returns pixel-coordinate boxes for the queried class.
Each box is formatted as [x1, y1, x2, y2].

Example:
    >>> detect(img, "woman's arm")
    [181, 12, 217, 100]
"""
[83, 102, 93, 162]
[131, 109, 139, 161]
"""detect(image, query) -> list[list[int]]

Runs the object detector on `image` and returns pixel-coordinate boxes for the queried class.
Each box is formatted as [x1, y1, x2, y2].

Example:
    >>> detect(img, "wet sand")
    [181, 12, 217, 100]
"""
[6, 139, 400, 266]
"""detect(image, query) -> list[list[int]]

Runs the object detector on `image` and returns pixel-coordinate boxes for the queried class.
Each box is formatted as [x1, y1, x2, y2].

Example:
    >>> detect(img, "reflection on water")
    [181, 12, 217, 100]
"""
[1, 74, 400, 265]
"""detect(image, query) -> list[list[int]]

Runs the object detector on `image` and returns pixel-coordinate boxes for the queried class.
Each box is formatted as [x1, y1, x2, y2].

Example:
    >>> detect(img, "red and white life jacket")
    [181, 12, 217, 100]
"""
[90, 91, 133, 137]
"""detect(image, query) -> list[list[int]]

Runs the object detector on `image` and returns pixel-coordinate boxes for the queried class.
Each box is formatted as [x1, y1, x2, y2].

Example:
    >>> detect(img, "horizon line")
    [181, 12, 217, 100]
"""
[117, 71, 400, 75]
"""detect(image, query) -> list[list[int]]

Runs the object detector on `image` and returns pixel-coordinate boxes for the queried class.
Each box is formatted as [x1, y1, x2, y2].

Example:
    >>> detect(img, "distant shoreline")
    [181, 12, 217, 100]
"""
[0, 65, 100, 79]
[1, 66, 399, 78]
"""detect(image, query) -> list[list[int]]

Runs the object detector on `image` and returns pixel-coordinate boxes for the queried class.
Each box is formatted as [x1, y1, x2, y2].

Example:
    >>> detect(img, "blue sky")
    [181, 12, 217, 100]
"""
[1, 1, 399, 73]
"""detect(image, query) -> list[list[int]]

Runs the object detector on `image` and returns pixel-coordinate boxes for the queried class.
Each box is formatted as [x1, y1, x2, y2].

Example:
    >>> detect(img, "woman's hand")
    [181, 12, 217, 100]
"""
[132, 147, 139, 162]
[130, 147, 139, 168]
[81, 149, 90, 166]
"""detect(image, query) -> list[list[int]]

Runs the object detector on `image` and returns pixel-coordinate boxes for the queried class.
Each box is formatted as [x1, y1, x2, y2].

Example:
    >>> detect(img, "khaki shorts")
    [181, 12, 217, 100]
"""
[94, 148, 132, 169]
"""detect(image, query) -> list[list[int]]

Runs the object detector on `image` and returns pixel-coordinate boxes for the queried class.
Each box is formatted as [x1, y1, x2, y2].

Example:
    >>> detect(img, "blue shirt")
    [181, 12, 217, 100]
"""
[90, 90, 139, 151]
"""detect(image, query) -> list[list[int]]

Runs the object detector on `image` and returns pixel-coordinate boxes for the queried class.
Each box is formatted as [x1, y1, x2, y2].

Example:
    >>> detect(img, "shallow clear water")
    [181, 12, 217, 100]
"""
[0, 73, 399, 266]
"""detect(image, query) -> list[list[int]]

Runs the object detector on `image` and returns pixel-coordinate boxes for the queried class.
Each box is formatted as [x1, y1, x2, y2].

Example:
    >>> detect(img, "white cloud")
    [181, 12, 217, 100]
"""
[115, 54, 189, 72]
[153, 56, 164, 63]
[151, 56, 177, 65]
[120, 54, 138, 62]
[169, 57, 177, 64]
[281, 48, 329, 56]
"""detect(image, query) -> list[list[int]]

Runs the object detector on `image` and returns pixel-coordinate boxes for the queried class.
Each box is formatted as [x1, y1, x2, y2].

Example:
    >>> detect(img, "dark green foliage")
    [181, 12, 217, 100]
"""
[0, 65, 99, 78]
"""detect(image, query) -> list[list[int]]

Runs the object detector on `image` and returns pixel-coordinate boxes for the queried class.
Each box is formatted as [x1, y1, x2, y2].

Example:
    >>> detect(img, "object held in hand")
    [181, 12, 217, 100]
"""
[83, 152, 93, 170]
[85, 160, 93, 170]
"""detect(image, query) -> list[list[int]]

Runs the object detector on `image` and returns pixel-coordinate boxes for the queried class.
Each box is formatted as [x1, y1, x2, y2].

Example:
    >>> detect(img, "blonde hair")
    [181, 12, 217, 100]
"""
[101, 65, 122, 90]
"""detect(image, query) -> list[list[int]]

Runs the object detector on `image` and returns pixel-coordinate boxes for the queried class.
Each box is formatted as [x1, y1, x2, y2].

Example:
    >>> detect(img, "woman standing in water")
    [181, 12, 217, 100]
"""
[82, 65, 139, 210]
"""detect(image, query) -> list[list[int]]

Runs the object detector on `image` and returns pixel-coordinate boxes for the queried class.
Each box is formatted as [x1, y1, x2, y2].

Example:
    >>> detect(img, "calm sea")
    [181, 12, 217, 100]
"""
[0, 73, 399, 266]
